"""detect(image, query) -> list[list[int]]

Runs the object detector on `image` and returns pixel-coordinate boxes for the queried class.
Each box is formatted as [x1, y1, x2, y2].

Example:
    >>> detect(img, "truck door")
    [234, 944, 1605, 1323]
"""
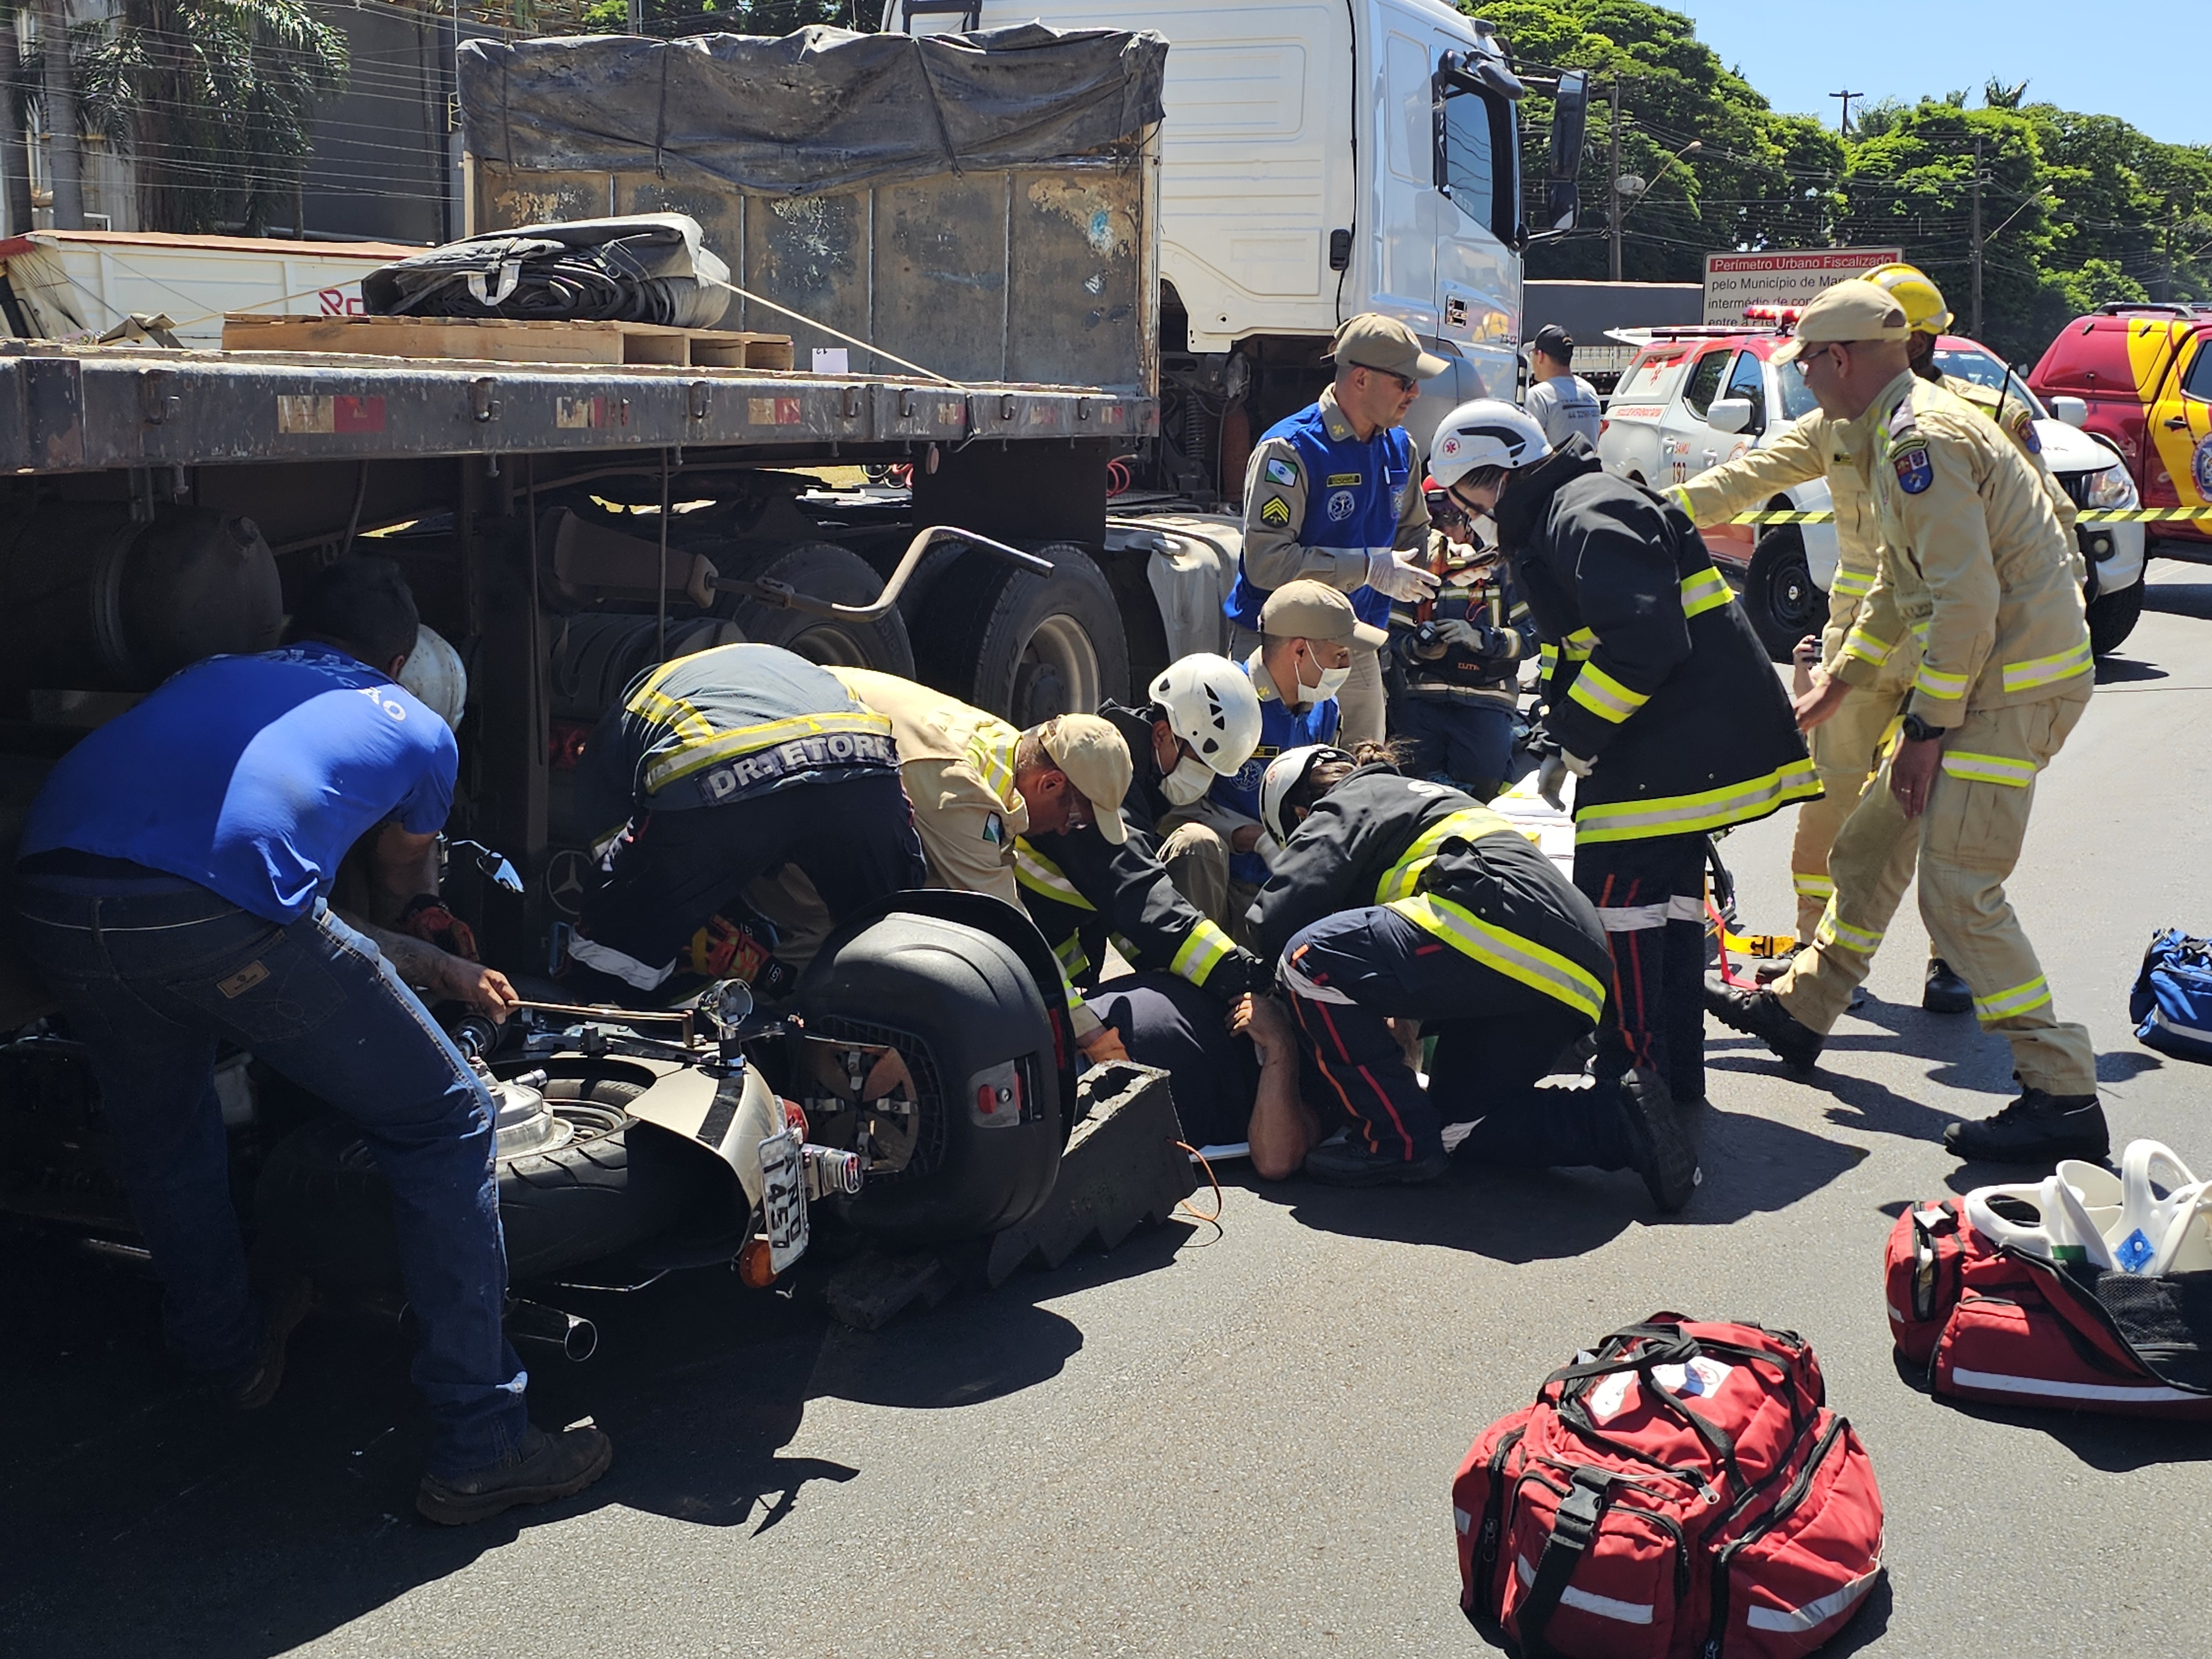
[2148, 329, 2212, 519]
[1697, 349, 1768, 561]
[1373, 28, 1438, 337]
[1430, 25, 1519, 403]
[1661, 346, 1732, 485]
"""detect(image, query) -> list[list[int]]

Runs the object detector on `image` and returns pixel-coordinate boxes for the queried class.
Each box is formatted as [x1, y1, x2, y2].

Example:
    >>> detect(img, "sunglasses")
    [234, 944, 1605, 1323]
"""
[1793, 343, 1842, 373]
[1365, 368, 1419, 395]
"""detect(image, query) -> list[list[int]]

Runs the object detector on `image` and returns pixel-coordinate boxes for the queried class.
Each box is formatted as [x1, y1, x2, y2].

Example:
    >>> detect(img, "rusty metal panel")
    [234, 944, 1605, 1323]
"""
[738, 192, 870, 373]
[869, 175, 1010, 387]
[613, 169, 742, 292]
[474, 162, 614, 230]
[1004, 165, 1145, 392]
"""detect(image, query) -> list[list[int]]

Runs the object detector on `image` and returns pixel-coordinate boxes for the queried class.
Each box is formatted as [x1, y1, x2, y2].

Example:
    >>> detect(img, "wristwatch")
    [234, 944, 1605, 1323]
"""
[1900, 713, 1940, 743]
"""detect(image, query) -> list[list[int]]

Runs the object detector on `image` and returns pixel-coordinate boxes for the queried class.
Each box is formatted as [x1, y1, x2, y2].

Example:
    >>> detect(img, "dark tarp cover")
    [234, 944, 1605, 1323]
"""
[458, 24, 1167, 197]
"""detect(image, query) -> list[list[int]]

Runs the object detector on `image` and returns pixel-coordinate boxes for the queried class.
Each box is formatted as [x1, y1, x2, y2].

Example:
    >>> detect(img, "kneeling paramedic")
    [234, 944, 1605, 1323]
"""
[15, 559, 610, 1525]
[1431, 401, 1819, 1110]
[827, 665, 1176, 1063]
[1013, 656, 1273, 1019]
[1246, 746, 1699, 1208]
[563, 643, 925, 1001]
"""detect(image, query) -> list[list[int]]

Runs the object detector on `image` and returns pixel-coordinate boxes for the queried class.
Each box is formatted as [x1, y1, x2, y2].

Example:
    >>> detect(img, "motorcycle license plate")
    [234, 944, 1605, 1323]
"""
[759, 1129, 810, 1272]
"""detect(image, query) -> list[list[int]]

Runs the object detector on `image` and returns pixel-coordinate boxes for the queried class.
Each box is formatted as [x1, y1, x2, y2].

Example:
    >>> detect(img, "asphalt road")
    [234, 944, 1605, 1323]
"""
[10, 564, 2212, 1658]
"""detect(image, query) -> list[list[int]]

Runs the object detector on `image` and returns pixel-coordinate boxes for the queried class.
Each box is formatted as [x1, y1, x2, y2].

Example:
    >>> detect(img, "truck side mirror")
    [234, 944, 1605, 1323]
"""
[1707, 397, 1754, 435]
[1546, 179, 1579, 234]
[2049, 395, 2089, 428]
[1550, 71, 1589, 180]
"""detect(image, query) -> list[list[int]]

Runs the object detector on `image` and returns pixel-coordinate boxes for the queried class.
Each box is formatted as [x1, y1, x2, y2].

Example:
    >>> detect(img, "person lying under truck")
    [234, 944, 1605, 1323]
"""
[1011, 656, 1274, 1019]
[1243, 744, 1699, 1208]
[14, 557, 612, 1526]
[559, 641, 925, 1004]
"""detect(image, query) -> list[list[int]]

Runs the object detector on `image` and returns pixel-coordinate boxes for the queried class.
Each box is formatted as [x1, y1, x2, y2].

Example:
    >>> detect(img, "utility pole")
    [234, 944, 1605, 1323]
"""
[2166, 211, 2178, 304]
[1608, 74, 1623, 282]
[628, 0, 644, 33]
[1829, 89, 1864, 136]
[1969, 135, 1984, 340]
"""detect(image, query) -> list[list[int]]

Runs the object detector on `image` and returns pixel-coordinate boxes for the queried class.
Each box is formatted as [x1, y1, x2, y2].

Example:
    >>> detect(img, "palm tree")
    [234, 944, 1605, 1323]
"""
[36, 0, 81, 226]
[1, 4, 33, 233]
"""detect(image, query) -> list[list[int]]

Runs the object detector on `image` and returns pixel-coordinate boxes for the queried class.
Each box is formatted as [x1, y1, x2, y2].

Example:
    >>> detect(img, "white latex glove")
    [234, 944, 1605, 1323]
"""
[1365, 547, 1440, 602]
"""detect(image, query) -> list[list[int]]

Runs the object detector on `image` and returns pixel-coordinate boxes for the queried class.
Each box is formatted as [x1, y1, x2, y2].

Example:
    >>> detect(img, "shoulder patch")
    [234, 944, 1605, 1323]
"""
[1259, 495, 1292, 528]
[1324, 472, 1363, 488]
[1264, 456, 1299, 487]
[982, 811, 1004, 844]
[2006, 405, 2040, 453]
[1892, 445, 1934, 495]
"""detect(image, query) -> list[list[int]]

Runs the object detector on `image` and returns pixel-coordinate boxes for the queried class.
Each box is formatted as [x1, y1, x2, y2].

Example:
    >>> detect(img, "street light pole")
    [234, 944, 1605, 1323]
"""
[1829, 88, 1864, 135]
[1608, 75, 1623, 282]
[1970, 136, 1984, 340]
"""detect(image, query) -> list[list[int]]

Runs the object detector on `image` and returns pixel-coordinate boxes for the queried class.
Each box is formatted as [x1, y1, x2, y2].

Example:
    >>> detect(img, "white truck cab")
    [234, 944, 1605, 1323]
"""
[887, 0, 1582, 496]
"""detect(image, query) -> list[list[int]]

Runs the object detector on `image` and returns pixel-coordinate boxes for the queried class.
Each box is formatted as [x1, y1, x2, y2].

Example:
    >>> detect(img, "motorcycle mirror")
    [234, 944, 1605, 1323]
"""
[709, 978, 755, 1035]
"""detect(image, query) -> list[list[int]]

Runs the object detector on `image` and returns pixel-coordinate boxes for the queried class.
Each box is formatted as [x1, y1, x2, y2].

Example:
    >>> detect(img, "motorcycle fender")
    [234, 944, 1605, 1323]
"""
[620, 1062, 785, 1212]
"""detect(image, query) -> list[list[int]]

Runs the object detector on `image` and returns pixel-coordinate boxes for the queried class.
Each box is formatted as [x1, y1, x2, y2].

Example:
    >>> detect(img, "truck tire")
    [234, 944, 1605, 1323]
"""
[1742, 528, 1820, 662]
[915, 541, 1130, 724]
[254, 1071, 712, 1286]
[2086, 578, 2143, 657]
[720, 541, 915, 676]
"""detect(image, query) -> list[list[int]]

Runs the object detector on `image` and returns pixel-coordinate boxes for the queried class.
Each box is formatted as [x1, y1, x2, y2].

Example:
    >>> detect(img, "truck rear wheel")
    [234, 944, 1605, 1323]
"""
[1743, 529, 1819, 662]
[916, 541, 1129, 723]
[721, 541, 916, 677]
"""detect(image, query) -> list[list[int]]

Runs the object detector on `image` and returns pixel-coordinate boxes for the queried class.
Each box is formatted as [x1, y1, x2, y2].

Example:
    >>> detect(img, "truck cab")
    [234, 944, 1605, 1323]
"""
[888, 0, 1568, 494]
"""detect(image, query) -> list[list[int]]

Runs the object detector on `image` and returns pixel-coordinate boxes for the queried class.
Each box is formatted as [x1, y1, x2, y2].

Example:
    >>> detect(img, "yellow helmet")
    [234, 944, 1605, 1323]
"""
[1861, 262, 1953, 336]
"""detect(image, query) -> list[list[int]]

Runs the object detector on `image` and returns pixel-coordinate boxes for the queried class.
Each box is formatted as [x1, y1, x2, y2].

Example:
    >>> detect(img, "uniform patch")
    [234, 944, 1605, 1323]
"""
[1324, 472, 1363, 488]
[1325, 489, 1357, 523]
[1260, 495, 1292, 528]
[1892, 445, 1934, 494]
[2193, 433, 2212, 502]
[2006, 405, 2040, 453]
[983, 812, 1004, 844]
[1264, 456, 1299, 487]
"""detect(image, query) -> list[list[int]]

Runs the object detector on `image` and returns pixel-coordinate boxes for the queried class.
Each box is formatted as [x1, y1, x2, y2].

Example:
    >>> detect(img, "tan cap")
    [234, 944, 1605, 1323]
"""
[1260, 578, 1390, 651]
[1040, 713, 1132, 844]
[1772, 279, 1912, 365]
[1327, 312, 1448, 381]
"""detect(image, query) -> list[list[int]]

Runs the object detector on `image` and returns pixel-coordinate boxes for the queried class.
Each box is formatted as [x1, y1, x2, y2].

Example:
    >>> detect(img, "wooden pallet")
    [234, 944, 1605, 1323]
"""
[219, 313, 795, 371]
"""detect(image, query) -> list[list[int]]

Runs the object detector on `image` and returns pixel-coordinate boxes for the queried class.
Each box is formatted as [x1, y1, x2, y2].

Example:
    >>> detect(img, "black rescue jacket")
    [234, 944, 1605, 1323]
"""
[1496, 440, 1818, 844]
[1247, 765, 1612, 1026]
[1017, 700, 1266, 1002]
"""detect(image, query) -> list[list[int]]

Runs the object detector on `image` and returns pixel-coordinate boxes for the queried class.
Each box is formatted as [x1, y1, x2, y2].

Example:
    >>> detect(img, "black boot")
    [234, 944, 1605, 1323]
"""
[1302, 1136, 1450, 1187]
[1923, 957, 1974, 1014]
[1703, 983, 1824, 1072]
[1943, 1089, 2110, 1165]
[418, 1424, 614, 1526]
[1616, 1068, 1701, 1213]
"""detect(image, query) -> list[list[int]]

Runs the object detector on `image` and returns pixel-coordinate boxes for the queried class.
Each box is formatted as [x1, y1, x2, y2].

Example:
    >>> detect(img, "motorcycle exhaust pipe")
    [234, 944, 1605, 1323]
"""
[504, 1295, 598, 1363]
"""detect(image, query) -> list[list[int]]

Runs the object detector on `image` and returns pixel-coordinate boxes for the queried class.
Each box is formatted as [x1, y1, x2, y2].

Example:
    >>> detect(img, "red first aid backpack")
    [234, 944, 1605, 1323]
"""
[1453, 1314, 1884, 1659]
[1881, 1198, 2212, 1419]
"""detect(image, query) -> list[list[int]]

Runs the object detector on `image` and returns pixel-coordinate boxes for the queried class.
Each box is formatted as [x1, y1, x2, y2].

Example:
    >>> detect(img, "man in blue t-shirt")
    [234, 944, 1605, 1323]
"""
[16, 559, 611, 1526]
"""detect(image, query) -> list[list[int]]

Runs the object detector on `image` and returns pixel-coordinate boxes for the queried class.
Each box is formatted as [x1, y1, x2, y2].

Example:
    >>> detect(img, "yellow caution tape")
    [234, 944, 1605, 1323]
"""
[1726, 508, 2212, 525]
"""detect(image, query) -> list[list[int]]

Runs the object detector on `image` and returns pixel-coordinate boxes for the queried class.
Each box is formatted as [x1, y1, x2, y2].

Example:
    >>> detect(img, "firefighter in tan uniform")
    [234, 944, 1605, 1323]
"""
[1708, 280, 2106, 1166]
[1672, 262, 2067, 1015]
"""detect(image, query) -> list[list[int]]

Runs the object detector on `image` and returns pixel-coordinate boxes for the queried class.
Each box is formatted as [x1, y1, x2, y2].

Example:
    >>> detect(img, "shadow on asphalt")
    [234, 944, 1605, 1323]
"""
[0, 1218, 1192, 1657]
[1885, 1349, 2212, 1470]
[2094, 653, 2166, 684]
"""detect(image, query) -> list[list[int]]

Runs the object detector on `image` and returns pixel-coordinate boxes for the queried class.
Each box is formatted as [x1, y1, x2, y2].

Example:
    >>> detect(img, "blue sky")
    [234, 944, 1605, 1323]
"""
[1674, 2, 2206, 148]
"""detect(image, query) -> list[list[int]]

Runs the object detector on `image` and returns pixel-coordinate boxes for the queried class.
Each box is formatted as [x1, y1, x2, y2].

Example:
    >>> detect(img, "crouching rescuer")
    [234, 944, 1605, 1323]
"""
[1246, 747, 1699, 1208]
[1430, 400, 1819, 1112]
[13, 559, 610, 1525]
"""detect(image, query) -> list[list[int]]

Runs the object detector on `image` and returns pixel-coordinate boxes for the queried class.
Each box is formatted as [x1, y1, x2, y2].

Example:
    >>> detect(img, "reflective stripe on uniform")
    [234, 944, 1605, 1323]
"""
[2001, 638, 2093, 695]
[1830, 569, 1874, 599]
[1538, 642, 1559, 676]
[1843, 625, 1893, 666]
[1013, 841, 1096, 911]
[964, 721, 1022, 802]
[639, 710, 895, 795]
[1679, 566, 1732, 618]
[1572, 759, 1822, 844]
[1813, 905, 1882, 956]
[1793, 873, 1836, 900]
[567, 933, 676, 992]
[1940, 750, 2038, 786]
[1567, 664, 1650, 724]
[1372, 807, 1517, 905]
[1913, 662, 1969, 703]
[1975, 975, 2053, 1022]
[1053, 933, 1092, 979]
[1561, 628, 1597, 662]
[1597, 900, 1671, 931]
[1168, 917, 1238, 986]
[1385, 893, 1606, 1022]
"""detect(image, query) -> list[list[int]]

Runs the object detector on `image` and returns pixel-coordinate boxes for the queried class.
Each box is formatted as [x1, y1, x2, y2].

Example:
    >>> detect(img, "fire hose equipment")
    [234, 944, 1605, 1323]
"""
[363, 214, 732, 330]
[1454, 1313, 1884, 1658]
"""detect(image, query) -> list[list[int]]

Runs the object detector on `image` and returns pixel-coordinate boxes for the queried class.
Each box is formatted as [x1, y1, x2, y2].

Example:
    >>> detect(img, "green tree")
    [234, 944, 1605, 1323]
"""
[571, 0, 857, 35]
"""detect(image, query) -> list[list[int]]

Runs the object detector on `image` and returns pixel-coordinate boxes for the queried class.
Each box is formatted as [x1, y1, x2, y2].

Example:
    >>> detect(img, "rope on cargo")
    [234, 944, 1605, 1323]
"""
[704, 274, 973, 392]
[1724, 508, 2212, 524]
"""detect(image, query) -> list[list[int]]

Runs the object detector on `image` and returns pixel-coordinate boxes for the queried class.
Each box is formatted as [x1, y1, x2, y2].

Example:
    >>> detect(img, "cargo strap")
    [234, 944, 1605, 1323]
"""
[1516, 1467, 1616, 1659]
[1724, 507, 2212, 524]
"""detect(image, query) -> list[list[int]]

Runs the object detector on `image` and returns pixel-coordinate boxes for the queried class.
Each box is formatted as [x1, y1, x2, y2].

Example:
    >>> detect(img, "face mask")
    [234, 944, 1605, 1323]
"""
[1159, 752, 1215, 804]
[1300, 653, 1352, 704]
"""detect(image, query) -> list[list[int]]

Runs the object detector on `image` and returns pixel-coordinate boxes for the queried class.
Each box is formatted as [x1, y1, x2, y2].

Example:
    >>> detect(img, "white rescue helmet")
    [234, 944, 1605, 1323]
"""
[1428, 399, 1551, 490]
[1259, 743, 1355, 859]
[399, 623, 467, 733]
[1147, 653, 1263, 777]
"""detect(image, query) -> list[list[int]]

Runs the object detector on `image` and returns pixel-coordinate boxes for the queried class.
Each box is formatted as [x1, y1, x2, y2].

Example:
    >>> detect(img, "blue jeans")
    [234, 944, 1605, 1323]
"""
[17, 868, 529, 1475]
[1393, 698, 1515, 799]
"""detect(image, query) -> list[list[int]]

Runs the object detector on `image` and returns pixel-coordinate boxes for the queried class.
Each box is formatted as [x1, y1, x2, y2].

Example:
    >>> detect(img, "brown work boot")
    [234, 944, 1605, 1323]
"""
[416, 1423, 614, 1526]
[221, 1267, 317, 1412]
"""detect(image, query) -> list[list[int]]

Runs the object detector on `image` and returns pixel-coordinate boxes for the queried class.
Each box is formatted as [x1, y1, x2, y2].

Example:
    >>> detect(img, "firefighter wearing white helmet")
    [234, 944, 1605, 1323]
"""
[1437, 396, 1816, 1123]
[397, 623, 467, 733]
[1238, 744, 1695, 1206]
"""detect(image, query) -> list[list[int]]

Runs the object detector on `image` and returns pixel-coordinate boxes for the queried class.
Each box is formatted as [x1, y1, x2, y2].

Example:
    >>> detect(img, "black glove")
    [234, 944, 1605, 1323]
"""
[1208, 947, 1270, 1000]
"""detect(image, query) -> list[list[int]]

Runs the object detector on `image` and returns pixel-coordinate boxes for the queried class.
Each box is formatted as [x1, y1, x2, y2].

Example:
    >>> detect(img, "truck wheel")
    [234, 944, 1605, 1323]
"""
[1743, 529, 1819, 662]
[254, 1071, 712, 1286]
[2086, 578, 2143, 656]
[722, 541, 916, 677]
[916, 541, 1130, 723]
